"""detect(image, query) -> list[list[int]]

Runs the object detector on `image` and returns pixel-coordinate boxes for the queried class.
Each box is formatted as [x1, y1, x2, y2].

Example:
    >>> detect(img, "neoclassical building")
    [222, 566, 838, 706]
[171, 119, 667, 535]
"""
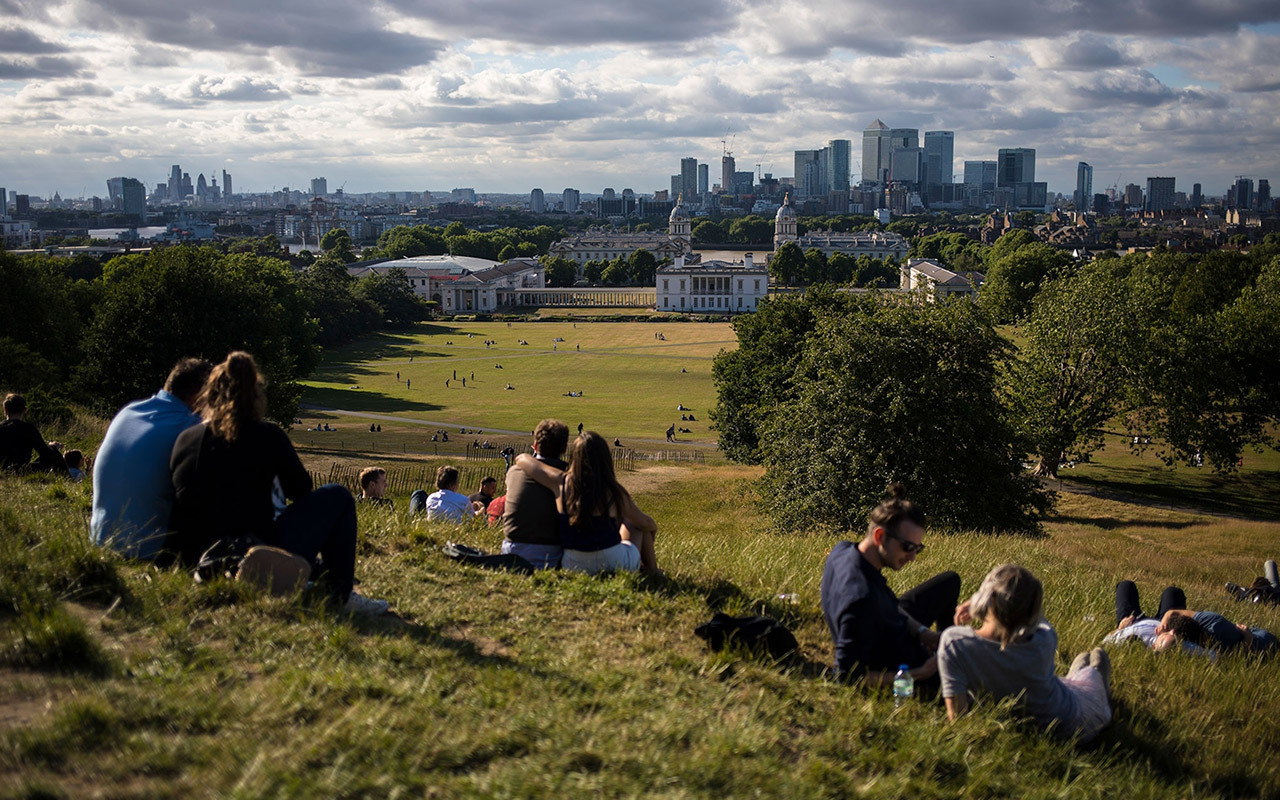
[772, 194, 910, 260]
[549, 196, 695, 271]
[347, 255, 544, 314]
[655, 253, 769, 314]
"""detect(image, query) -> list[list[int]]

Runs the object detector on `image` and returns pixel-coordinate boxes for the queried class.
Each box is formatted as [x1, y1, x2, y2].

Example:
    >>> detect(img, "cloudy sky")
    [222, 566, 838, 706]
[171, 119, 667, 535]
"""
[2, 0, 1279, 199]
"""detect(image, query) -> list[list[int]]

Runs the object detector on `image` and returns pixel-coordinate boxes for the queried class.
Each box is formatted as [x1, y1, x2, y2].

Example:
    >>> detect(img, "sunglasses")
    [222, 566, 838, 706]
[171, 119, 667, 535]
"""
[886, 531, 925, 555]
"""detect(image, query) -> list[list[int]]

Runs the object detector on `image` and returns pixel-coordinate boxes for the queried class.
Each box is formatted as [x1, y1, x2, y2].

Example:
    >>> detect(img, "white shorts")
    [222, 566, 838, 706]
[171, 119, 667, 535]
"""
[1061, 666, 1113, 741]
[561, 541, 641, 575]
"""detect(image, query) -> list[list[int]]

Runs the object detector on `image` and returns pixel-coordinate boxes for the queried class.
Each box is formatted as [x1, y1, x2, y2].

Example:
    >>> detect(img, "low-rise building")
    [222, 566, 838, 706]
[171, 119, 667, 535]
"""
[347, 255, 544, 314]
[656, 253, 768, 314]
[549, 197, 694, 273]
[899, 258, 983, 300]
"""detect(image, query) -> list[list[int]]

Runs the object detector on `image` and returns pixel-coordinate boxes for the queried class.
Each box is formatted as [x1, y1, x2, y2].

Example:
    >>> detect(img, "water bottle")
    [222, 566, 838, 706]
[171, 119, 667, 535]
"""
[893, 664, 914, 708]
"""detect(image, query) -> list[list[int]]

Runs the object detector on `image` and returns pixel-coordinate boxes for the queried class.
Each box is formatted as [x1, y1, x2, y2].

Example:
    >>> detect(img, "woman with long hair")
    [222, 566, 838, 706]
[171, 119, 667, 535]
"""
[939, 564, 1111, 741]
[514, 430, 659, 575]
[169, 352, 388, 615]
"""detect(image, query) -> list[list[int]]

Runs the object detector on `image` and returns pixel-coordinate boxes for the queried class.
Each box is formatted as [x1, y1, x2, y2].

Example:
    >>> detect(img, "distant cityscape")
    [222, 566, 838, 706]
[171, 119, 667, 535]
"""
[1, 117, 1275, 252]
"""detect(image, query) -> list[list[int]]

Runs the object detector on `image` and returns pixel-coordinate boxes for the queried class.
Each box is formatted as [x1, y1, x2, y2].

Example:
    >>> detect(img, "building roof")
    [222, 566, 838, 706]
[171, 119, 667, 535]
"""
[657, 258, 766, 275]
[907, 258, 985, 287]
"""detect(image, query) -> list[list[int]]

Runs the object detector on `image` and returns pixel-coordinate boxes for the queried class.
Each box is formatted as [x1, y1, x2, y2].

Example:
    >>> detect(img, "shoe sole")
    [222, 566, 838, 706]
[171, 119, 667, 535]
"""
[236, 546, 312, 597]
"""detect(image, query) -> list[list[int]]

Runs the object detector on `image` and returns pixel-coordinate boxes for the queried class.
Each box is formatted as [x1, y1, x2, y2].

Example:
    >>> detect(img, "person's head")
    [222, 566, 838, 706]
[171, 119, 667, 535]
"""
[533, 418, 569, 460]
[478, 476, 496, 497]
[435, 465, 459, 491]
[64, 449, 84, 470]
[199, 351, 266, 442]
[3, 393, 26, 419]
[164, 358, 214, 408]
[968, 564, 1044, 648]
[359, 466, 387, 498]
[864, 483, 926, 571]
[1157, 614, 1210, 649]
[563, 430, 623, 530]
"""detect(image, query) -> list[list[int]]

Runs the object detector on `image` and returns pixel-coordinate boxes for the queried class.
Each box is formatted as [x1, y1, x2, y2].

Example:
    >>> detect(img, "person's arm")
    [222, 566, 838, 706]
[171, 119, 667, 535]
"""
[513, 453, 564, 494]
[272, 426, 312, 501]
[945, 694, 969, 721]
[616, 485, 656, 534]
[1156, 608, 1198, 634]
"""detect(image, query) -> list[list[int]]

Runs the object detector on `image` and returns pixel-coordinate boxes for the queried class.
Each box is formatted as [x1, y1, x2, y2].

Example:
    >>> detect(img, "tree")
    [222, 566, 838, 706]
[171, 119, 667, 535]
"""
[753, 297, 1050, 533]
[601, 258, 629, 286]
[584, 260, 605, 284]
[980, 240, 1074, 323]
[692, 220, 725, 244]
[541, 256, 579, 287]
[298, 260, 380, 347]
[769, 242, 804, 286]
[498, 244, 519, 262]
[355, 268, 428, 326]
[627, 248, 657, 285]
[803, 248, 829, 284]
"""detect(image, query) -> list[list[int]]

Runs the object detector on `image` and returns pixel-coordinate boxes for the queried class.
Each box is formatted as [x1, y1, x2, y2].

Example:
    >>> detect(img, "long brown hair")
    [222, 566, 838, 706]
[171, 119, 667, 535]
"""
[563, 431, 624, 530]
[199, 351, 266, 442]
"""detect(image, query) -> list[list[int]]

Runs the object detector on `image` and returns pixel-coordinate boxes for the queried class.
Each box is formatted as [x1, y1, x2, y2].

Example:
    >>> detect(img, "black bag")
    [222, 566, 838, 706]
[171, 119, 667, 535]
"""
[694, 613, 799, 661]
[193, 535, 262, 583]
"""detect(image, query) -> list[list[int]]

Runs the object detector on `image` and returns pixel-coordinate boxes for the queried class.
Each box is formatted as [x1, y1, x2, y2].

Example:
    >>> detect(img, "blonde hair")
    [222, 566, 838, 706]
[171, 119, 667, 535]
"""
[199, 351, 266, 443]
[968, 564, 1043, 649]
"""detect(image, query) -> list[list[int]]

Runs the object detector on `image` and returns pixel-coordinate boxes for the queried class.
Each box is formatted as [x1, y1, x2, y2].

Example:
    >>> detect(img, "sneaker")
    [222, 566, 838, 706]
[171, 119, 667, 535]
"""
[1068, 650, 1091, 676]
[342, 592, 390, 616]
[1088, 647, 1112, 701]
[236, 546, 311, 597]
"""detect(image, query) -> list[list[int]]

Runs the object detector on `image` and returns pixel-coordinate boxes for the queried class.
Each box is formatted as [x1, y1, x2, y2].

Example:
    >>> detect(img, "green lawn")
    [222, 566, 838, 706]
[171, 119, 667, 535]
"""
[300, 321, 733, 446]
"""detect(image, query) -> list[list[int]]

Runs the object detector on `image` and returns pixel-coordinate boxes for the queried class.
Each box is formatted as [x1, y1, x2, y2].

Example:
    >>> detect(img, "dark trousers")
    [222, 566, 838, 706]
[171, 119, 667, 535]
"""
[1115, 580, 1186, 625]
[900, 570, 963, 632]
[271, 483, 357, 602]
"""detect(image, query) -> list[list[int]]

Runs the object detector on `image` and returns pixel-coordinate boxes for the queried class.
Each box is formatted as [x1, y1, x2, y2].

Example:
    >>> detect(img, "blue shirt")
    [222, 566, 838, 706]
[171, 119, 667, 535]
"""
[90, 390, 201, 559]
[1194, 611, 1278, 654]
[821, 540, 929, 679]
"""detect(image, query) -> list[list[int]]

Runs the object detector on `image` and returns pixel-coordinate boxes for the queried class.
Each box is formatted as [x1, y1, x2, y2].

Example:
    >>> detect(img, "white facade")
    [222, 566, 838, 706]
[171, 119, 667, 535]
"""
[1, 217, 32, 249]
[900, 258, 983, 300]
[549, 198, 693, 271]
[348, 255, 543, 313]
[656, 253, 768, 314]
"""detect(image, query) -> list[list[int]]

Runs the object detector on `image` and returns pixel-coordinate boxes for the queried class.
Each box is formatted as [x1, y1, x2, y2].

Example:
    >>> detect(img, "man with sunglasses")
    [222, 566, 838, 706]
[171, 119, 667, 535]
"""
[821, 485, 961, 691]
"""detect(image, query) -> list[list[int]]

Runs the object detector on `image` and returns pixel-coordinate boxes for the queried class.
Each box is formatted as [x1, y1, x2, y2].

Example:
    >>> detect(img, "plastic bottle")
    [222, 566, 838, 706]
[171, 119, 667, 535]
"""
[893, 664, 914, 708]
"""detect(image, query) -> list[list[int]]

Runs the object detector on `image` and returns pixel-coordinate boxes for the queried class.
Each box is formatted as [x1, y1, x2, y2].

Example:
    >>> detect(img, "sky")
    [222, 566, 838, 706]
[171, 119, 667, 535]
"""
[2, 0, 1279, 199]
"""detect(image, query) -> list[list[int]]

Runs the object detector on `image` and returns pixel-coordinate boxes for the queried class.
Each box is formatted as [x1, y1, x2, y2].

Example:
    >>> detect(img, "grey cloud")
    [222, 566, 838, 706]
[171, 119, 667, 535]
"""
[0, 25, 67, 54]
[1068, 70, 1175, 107]
[1048, 35, 1134, 70]
[0, 55, 86, 79]
[18, 80, 114, 101]
[66, 0, 447, 76]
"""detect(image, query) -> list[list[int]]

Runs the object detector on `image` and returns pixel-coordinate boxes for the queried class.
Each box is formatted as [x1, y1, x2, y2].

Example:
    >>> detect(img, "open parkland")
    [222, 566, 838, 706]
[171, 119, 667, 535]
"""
[3, 315, 1280, 798]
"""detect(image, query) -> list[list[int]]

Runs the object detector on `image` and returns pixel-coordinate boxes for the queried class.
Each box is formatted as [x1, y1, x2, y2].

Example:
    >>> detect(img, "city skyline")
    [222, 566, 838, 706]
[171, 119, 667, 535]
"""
[2, 1, 1279, 198]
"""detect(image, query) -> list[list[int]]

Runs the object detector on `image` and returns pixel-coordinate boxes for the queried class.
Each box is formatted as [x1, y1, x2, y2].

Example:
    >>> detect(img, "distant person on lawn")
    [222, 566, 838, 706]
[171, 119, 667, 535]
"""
[0, 393, 68, 475]
[501, 419, 570, 569]
[820, 484, 960, 689]
[514, 430, 660, 575]
[410, 465, 482, 522]
[358, 467, 392, 508]
[169, 351, 388, 615]
[91, 358, 211, 560]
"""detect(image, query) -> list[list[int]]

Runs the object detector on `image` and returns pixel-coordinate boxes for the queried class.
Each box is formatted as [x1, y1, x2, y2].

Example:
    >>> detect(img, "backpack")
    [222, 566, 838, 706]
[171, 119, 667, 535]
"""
[694, 613, 799, 661]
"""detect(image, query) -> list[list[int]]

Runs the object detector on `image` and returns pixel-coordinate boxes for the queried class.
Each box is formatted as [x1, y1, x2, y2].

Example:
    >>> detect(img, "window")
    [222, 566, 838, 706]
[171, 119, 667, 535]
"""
[738, 297, 742, 308]
[680, 279, 685, 291]
[754, 279, 760, 292]
[680, 296, 685, 308]
[738, 279, 743, 291]
[663, 279, 669, 291]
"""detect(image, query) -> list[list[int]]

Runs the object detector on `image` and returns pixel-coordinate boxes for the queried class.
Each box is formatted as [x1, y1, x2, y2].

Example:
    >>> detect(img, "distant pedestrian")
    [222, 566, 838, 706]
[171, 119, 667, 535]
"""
[462, 377, 466, 387]
[578, 422, 584, 435]
[445, 379, 450, 388]
[396, 371, 400, 380]
[406, 379, 410, 389]
[576, 344, 580, 351]
[470, 371, 474, 380]
[453, 370, 457, 380]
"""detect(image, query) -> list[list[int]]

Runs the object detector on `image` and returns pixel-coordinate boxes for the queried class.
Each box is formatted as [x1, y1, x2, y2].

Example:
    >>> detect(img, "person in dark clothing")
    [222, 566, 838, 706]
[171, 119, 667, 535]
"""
[820, 484, 960, 688]
[0, 393, 67, 474]
[469, 476, 497, 510]
[168, 352, 388, 615]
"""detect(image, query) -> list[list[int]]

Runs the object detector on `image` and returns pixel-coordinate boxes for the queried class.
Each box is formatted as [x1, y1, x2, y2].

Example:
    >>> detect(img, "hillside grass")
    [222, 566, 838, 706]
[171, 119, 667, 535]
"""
[4, 460, 1280, 799]
[298, 321, 731, 446]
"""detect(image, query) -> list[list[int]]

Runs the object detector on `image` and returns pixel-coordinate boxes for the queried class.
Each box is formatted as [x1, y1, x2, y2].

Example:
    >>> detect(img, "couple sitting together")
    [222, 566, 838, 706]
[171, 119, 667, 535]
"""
[497, 418, 659, 575]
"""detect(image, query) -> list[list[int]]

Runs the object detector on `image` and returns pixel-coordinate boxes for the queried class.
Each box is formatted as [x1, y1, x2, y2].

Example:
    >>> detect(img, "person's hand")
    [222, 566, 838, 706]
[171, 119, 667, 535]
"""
[1237, 623, 1256, 648]
[953, 600, 972, 626]
[1117, 613, 1138, 631]
[920, 628, 942, 652]
[913, 656, 938, 680]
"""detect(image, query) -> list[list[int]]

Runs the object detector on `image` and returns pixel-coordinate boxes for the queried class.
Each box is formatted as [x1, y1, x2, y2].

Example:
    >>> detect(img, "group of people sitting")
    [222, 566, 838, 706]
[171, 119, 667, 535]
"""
[822, 486, 1277, 742]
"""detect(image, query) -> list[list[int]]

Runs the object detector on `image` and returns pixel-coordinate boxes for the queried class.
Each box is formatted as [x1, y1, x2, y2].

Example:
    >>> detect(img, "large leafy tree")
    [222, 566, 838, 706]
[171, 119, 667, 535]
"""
[541, 255, 578, 287]
[355, 267, 428, 326]
[980, 239, 1075, 323]
[627, 248, 657, 285]
[768, 241, 804, 286]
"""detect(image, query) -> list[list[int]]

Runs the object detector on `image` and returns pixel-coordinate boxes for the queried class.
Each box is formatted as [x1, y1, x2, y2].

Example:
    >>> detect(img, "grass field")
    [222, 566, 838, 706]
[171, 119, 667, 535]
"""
[299, 321, 732, 447]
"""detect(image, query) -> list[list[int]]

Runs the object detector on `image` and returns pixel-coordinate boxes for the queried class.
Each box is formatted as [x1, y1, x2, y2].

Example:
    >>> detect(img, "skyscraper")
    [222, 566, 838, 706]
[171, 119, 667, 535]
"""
[698, 163, 709, 195]
[826, 139, 851, 193]
[1191, 183, 1203, 208]
[861, 120, 890, 185]
[721, 155, 736, 194]
[923, 131, 954, 189]
[794, 149, 820, 197]
[170, 165, 182, 199]
[1145, 177, 1175, 212]
[1257, 179, 1271, 211]
[1231, 177, 1253, 209]
[530, 188, 545, 213]
[562, 188, 580, 213]
[120, 177, 146, 220]
[311, 177, 327, 197]
[997, 149, 1035, 187]
[963, 161, 997, 190]
[680, 157, 698, 202]
[1075, 162, 1093, 209]
[222, 170, 233, 200]
[889, 147, 922, 186]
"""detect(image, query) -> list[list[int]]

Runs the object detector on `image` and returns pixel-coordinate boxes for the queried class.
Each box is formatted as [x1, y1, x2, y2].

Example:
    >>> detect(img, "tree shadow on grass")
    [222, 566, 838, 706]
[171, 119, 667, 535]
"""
[1048, 515, 1201, 531]
[301, 386, 442, 414]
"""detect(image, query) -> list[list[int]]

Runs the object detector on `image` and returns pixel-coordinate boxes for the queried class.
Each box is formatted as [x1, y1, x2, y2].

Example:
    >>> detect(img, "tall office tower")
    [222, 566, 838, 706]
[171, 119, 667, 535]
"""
[181, 173, 192, 199]
[826, 139, 852, 193]
[15, 195, 30, 217]
[1257, 179, 1271, 211]
[1075, 162, 1093, 209]
[793, 150, 819, 197]
[222, 170, 233, 200]
[997, 148, 1035, 187]
[889, 147, 922, 185]
[530, 188, 545, 213]
[1231, 177, 1253, 209]
[121, 178, 146, 220]
[1145, 177, 1175, 212]
[680, 157, 698, 201]
[106, 177, 124, 205]
[602, 188, 616, 199]
[670, 175, 681, 199]
[1124, 183, 1143, 209]
[964, 161, 998, 190]
[196, 173, 208, 201]
[622, 188, 634, 200]
[1190, 183, 1202, 208]
[311, 177, 327, 197]
[862, 119, 890, 185]
[562, 188, 580, 213]
[721, 155, 736, 194]
[734, 171, 755, 194]
[170, 165, 182, 197]
[0, 186, 6, 215]
[698, 163, 709, 195]
[923, 131, 954, 189]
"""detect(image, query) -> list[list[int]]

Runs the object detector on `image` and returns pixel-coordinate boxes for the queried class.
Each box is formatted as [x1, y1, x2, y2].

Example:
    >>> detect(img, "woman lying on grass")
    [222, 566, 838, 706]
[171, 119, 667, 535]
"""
[514, 430, 660, 576]
[939, 564, 1112, 741]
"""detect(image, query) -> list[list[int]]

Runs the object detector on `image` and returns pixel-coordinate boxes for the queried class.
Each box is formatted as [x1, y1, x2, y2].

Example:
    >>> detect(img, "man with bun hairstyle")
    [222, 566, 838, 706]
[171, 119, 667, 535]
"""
[820, 484, 961, 689]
